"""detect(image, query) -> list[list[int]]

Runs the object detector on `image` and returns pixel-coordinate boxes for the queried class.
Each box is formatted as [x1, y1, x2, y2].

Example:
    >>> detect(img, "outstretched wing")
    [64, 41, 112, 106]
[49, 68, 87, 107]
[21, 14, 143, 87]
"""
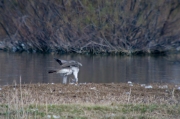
[54, 58, 82, 67]
[68, 60, 82, 66]
[54, 58, 67, 65]
[60, 62, 79, 68]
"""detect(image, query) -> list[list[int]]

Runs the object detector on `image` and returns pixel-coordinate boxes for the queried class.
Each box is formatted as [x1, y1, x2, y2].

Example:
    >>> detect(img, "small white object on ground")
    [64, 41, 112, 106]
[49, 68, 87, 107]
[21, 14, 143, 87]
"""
[90, 87, 96, 90]
[159, 85, 168, 89]
[127, 81, 133, 86]
[145, 85, 153, 89]
[53, 115, 60, 119]
[140, 84, 146, 87]
[177, 87, 180, 90]
[47, 115, 51, 118]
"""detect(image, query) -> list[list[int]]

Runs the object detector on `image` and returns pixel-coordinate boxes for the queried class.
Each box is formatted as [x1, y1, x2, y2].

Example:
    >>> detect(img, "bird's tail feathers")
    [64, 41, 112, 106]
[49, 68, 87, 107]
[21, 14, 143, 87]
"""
[48, 70, 57, 73]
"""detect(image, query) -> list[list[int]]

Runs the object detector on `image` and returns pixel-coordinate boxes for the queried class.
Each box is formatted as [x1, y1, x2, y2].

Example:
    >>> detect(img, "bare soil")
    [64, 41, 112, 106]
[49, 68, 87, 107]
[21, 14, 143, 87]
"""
[0, 83, 180, 104]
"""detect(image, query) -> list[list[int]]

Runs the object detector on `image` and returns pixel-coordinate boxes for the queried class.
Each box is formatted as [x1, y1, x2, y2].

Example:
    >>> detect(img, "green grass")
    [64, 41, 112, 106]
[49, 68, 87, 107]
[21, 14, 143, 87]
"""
[0, 104, 179, 119]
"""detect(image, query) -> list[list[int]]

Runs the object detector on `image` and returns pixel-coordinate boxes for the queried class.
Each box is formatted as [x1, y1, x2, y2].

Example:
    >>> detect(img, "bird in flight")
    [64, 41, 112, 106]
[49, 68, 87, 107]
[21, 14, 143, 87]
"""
[48, 58, 82, 84]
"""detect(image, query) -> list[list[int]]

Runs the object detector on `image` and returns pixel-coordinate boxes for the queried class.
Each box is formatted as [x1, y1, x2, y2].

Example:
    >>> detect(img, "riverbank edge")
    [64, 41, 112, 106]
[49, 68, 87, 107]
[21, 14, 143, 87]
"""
[0, 41, 180, 55]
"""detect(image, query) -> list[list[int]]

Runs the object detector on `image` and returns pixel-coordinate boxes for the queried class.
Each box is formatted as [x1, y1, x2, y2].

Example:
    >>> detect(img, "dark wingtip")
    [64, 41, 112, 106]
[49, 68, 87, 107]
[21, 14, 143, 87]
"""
[54, 58, 63, 65]
[54, 58, 59, 61]
[48, 70, 57, 73]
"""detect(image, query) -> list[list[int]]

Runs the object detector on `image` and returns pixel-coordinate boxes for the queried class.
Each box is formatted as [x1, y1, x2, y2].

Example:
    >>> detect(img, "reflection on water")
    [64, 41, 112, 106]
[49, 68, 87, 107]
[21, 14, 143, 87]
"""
[0, 51, 180, 85]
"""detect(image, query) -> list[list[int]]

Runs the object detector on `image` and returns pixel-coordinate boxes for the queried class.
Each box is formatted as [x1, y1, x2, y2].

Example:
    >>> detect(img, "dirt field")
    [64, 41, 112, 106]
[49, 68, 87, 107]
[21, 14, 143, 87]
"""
[1, 83, 180, 104]
[0, 83, 180, 119]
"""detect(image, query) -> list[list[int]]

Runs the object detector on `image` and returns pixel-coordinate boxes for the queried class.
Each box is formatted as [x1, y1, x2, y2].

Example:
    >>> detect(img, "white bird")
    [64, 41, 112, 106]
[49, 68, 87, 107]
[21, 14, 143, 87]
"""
[48, 58, 82, 84]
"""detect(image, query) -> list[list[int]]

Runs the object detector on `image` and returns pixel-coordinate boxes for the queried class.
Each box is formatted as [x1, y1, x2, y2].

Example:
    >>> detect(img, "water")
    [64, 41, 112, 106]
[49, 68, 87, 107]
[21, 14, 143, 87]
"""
[0, 51, 180, 85]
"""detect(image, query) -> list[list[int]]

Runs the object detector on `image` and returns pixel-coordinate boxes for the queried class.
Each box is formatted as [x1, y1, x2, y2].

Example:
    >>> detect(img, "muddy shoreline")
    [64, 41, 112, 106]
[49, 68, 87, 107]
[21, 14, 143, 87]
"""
[1, 83, 180, 104]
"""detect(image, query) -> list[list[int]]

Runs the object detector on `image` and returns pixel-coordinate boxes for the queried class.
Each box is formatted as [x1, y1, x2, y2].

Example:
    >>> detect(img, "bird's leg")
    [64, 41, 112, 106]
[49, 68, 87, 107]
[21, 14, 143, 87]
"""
[76, 78, 78, 84]
[73, 71, 79, 84]
[63, 76, 67, 84]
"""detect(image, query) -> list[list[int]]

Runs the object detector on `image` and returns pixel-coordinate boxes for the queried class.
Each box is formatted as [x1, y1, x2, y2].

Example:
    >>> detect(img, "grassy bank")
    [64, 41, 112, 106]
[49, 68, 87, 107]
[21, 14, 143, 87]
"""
[0, 0, 180, 55]
[0, 83, 180, 118]
[1, 103, 180, 119]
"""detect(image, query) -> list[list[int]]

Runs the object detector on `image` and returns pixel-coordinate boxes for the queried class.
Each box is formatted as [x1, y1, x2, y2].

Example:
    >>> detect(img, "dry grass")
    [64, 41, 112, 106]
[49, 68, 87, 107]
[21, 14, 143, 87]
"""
[0, 81, 180, 118]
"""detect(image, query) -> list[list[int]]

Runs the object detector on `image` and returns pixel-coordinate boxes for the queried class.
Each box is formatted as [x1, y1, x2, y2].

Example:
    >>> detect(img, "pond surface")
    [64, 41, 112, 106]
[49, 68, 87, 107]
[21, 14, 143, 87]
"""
[0, 51, 180, 85]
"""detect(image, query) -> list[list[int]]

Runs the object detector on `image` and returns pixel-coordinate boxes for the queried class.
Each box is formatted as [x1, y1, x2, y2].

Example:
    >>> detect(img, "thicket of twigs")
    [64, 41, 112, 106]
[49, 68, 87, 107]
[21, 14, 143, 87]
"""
[0, 0, 180, 54]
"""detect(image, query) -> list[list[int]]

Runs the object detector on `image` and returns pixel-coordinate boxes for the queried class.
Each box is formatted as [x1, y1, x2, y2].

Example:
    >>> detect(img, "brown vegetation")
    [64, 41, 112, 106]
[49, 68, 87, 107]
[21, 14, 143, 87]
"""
[1, 83, 180, 104]
[0, 83, 180, 118]
[0, 0, 180, 54]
